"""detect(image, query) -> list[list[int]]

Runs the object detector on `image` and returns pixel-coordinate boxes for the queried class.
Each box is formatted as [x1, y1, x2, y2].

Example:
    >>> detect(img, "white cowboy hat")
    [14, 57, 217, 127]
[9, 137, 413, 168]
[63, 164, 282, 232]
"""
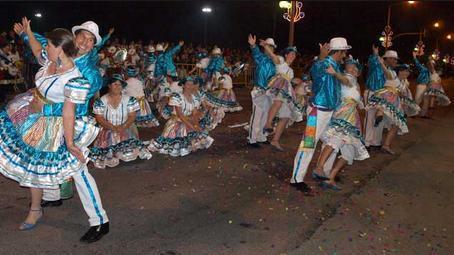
[382, 50, 398, 59]
[107, 46, 116, 54]
[71, 21, 102, 46]
[212, 47, 222, 55]
[265, 38, 277, 48]
[329, 37, 352, 51]
[156, 44, 164, 51]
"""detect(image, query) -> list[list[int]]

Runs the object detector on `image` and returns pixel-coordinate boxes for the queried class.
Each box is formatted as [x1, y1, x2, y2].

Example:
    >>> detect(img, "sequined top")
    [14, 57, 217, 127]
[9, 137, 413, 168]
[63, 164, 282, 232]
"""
[414, 57, 430, 85]
[310, 56, 342, 110]
[154, 44, 181, 78]
[366, 55, 386, 91]
[250, 45, 276, 89]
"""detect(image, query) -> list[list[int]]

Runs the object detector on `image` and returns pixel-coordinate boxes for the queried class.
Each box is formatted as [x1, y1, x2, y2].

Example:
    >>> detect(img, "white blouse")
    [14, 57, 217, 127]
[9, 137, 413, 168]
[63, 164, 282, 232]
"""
[35, 50, 85, 103]
[169, 92, 202, 117]
[219, 74, 233, 89]
[275, 56, 294, 79]
[93, 94, 140, 126]
[341, 74, 361, 102]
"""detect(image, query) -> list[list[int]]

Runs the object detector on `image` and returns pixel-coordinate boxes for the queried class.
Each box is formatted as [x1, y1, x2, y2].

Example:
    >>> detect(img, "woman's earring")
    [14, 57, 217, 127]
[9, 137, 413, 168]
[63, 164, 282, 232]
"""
[56, 57, 62, 68]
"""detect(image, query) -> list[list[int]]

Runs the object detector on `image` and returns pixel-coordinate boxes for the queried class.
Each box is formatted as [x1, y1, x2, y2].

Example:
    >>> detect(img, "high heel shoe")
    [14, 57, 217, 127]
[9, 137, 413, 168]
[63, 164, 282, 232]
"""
[19, 208, 43, 231]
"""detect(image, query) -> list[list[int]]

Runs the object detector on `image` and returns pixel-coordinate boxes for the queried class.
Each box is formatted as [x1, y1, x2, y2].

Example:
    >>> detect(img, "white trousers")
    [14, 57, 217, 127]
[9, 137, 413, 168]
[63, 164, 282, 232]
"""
[291, 106, 333, 183]
[414, 84, 427, 105]
[248, 88, 271, 144]
[43, 166, 108, 226]
[364, 90, 384, 147]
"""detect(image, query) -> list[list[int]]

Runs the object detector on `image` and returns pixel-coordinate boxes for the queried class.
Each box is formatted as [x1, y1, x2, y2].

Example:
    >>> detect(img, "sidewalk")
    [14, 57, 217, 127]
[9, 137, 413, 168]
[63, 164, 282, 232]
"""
[290, 107, 454, 254]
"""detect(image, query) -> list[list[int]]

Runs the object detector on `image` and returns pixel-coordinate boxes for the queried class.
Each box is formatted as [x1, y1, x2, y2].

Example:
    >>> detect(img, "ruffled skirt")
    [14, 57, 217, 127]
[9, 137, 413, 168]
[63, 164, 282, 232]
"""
[321, 100, 369, 162]
[266, 74, 305, 123]
[148, 117, 214, 157]
[204, 89, 243, 112]
[367, 88, 408, 134]
[425, 87, 451, 106]
[400, 96, 421, 117]
[136, 97, 159, 127]
[90, 125, 152, 169]
[0, 91, 99, 188]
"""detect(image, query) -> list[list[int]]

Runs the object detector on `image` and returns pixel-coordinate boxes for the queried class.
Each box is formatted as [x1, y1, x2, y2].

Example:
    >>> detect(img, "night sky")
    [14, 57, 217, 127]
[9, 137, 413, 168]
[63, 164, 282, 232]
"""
[1, 1, 453, 60]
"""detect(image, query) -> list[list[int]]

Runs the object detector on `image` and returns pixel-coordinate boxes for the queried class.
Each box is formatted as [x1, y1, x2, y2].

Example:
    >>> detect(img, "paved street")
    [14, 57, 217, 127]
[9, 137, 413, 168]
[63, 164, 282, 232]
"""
[1, 81, 453, 255]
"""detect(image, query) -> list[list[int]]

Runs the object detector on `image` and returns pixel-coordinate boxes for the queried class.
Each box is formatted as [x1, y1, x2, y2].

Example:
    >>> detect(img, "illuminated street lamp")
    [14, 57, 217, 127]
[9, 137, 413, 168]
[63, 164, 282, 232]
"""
[279, 1, 305, 46]
[433, 22, 440, 28]
[446, 34, 452, 40]
[34, 12, 42, 18]
[383, 1, 416, 49]
[201, 7, 212, 46]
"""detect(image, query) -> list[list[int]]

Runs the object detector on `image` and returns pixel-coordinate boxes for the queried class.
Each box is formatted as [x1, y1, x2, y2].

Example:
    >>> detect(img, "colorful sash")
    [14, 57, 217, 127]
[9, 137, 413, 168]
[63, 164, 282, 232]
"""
[301, 107, 317, 149]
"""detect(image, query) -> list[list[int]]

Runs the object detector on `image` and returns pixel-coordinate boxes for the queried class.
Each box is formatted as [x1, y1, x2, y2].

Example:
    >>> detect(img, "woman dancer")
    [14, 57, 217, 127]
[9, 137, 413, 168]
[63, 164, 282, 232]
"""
[262, 44, 304, 151]
[312, 59, 369, 190]
[90, 74, 152, 168]
[148, 76, 214, 157]
[0, 18, 108, 242]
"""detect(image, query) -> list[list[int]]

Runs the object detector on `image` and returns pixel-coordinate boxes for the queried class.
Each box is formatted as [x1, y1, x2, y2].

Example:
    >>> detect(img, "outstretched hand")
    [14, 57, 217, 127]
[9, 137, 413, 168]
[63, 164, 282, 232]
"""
[319, 43, 330, 58]
[13, 23, 24, 36]
[21, 17, 32, 35]
[412, 50, 418, 58]
[108, 27, 115, 35]
[179, 40, 185, 46]
[248, 34, 256, 46]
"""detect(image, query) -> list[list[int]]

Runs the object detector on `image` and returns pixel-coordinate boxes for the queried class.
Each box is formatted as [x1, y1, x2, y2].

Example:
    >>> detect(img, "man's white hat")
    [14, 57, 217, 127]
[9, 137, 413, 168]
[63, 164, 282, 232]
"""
[382, 50, 398, 59]
[265, 38, 277, 48]
[329, 37, 352, 51]
[156, 44, 164, 51]
[71, 21, 102, 46]
[212, 47, 222, 55]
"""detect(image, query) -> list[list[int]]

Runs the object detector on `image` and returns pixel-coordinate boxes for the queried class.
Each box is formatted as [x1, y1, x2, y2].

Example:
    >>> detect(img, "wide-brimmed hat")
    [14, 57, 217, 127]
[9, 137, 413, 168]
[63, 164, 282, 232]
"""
[382, 50, 398, 59]
[329, 37, 352, 51]
[265, 38, 277, 48]
[108, 73, 127, 87]
[71, 21, 102, 46]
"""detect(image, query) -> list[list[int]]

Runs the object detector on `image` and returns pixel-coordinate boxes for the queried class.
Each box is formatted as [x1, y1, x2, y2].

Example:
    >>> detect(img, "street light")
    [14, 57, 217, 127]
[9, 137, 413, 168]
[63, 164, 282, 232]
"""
[383, 1, 416, 49]
[34, 12, 42, 18]
[433, 22, 440, 28]
[201, 7, 212, 46]
[279, 1, 305, 46]
[447, 34, 452, 40]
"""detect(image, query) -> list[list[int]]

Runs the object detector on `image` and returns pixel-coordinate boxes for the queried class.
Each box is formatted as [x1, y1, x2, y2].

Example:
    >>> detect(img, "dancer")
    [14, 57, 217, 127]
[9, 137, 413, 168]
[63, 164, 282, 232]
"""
[291, 38, 349, 194]
[263, 44, 304, 151]
[413, 52, 431, 106]
[396, 63, 420, 117]
[2, 19, 108, 243]
[202, 67, 243, 112]
[246, 34, 276, 148]
[204, 47, 225, 91]
[367, 50, 408, 155]
[421, 60, 451, 117]
[312, 58, 369, 190]
[148, 76, 214, 157]
[90, 74, 152, 168]
[123, 65, 159, 127]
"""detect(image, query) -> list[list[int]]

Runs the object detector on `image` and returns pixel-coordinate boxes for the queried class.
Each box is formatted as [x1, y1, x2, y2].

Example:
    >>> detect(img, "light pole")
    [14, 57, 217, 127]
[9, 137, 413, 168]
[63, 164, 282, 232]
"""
[279, 1, 305, 46]
[383, 1, 416, 49]
[201, 7, 212, 46]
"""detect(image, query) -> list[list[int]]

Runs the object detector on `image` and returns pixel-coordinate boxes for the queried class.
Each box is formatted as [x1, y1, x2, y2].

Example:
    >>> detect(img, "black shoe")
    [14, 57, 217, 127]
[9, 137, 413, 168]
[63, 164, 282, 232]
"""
[290, 182, 312, 194]
[258, 141, 270, 145]
[40, 199, 63, 207]
[247, 142, 261, 148]
[80, 222, 110, 243]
